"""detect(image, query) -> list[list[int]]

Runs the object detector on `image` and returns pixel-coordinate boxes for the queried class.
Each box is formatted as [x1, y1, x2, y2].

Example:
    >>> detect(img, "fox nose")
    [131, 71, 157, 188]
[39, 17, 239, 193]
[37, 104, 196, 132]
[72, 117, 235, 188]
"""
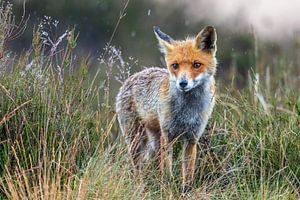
[179, 80, 188, 88]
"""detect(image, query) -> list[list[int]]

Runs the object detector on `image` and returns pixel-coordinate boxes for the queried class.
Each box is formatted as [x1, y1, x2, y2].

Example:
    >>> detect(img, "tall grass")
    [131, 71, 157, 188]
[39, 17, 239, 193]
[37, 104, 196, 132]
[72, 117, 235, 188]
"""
[0, 2, 299, 199]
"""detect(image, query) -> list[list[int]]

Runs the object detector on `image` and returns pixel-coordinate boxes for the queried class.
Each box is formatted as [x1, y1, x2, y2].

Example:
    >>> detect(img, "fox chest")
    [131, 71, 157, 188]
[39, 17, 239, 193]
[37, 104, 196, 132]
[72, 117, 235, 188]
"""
[160, 90, 214, 141]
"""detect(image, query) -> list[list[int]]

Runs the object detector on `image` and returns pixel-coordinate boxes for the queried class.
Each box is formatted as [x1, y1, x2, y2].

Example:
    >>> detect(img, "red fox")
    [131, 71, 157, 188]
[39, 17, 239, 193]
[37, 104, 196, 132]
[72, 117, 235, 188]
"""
[116, 26, 217, 192]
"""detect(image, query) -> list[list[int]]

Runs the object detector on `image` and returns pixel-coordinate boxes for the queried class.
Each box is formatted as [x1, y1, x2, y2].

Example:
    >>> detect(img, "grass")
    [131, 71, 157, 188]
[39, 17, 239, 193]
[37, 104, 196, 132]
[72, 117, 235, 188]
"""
[0, 2, 299, 199]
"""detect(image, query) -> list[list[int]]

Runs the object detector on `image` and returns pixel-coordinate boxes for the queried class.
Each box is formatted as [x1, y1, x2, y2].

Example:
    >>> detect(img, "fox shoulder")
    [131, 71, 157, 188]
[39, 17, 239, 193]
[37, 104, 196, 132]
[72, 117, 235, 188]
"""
[159, 77, 171, 101]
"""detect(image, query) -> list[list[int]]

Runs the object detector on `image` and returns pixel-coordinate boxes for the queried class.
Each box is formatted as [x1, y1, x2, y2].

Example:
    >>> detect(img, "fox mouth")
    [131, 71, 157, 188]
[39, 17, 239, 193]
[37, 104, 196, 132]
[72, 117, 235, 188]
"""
[177, 86, 192, 92]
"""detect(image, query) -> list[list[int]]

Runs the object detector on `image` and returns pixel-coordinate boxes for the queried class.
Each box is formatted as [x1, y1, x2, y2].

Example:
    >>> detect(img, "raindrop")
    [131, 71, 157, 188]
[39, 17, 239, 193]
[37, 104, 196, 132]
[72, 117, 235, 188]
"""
[131, 31, 136, 37]
[184, 20, 190, 26]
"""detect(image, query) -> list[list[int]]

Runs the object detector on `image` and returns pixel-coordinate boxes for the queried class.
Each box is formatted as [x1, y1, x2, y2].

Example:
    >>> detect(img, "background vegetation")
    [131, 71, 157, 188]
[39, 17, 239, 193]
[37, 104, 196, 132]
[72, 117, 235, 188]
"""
[0, 1, 299, 199]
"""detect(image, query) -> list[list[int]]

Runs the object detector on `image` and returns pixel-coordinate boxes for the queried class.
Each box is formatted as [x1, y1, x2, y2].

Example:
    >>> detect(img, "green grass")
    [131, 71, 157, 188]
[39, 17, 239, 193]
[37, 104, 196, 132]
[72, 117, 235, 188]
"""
[0, 2, 299, 199]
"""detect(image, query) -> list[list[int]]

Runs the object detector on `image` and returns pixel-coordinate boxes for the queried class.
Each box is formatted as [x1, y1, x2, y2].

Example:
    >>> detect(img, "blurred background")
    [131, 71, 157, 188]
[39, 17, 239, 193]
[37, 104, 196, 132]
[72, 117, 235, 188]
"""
[9, 0, 300, 89]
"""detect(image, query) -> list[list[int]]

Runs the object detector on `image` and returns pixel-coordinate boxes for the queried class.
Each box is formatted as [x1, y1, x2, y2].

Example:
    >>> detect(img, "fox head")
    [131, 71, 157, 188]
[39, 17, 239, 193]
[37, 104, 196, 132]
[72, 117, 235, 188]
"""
[154, 26, 217, 92]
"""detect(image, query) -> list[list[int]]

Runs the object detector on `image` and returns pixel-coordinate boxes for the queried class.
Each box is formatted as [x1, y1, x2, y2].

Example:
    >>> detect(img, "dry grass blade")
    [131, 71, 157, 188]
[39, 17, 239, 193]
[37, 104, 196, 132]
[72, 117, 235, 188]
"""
[0, 2, 28, 55]
[0, 99, 32, 126]
[100, 113, 117, 149]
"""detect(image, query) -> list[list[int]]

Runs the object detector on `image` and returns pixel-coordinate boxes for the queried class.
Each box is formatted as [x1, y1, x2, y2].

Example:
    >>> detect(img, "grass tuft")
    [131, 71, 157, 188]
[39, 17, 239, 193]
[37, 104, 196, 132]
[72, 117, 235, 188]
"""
[0, 2, 299, 199]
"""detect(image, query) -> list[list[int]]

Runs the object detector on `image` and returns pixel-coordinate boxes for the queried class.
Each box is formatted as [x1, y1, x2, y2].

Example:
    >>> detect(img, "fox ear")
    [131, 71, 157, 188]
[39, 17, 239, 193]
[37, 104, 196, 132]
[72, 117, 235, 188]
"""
[195, 26, 217, 54]
[153, 26, 174, 54]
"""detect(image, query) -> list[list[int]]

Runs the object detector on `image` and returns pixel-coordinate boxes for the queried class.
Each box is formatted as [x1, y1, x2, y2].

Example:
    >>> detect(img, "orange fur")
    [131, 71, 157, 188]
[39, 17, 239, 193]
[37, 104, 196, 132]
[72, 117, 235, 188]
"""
[166, 40, 216, 81]
[182, 142, 197, 187]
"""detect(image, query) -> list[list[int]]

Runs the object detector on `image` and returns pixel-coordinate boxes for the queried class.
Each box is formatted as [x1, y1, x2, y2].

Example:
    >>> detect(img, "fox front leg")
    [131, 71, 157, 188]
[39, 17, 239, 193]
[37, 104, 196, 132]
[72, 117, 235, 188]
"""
[166, 139, 173, 178]
[159, 134, 173, 180]
[181, 140, 197, 193]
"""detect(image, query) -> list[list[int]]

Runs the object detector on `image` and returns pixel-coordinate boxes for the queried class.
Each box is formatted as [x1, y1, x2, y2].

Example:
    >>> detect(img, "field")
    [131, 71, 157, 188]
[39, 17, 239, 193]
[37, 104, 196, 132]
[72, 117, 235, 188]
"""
[0, 2, 300, 199]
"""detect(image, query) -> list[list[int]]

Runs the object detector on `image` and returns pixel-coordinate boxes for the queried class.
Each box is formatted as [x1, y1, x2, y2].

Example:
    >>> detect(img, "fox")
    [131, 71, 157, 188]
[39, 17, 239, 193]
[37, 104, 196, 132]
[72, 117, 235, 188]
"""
[115, 25, 217, 192]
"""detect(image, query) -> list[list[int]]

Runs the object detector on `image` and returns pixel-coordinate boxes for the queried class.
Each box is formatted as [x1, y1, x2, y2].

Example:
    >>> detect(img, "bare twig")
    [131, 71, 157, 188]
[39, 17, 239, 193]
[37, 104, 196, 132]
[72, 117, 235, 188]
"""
[102, 0, 130, 59]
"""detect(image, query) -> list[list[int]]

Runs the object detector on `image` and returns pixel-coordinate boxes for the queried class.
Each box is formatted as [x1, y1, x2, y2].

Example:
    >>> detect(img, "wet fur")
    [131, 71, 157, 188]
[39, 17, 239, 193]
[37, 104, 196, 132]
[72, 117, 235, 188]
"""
[115, 26, 217, 192]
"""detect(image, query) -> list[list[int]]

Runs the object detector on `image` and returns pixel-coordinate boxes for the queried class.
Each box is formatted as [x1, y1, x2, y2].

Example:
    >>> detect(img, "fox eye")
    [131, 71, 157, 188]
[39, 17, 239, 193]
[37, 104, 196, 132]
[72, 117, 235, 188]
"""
[171, 63, 179, 69]
[193, 62, 202, 68]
